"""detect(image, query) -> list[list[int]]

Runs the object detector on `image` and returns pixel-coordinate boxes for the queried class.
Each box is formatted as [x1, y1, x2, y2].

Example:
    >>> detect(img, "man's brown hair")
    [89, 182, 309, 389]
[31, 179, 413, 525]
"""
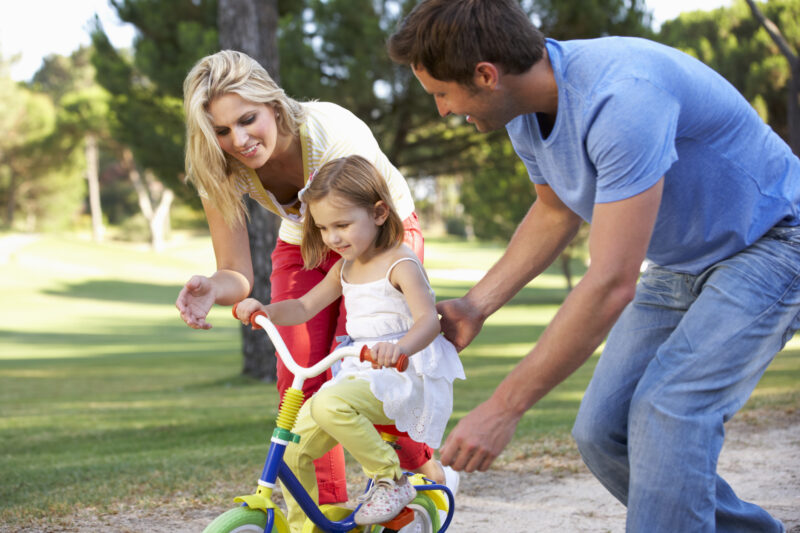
[387, 0, 545, 86]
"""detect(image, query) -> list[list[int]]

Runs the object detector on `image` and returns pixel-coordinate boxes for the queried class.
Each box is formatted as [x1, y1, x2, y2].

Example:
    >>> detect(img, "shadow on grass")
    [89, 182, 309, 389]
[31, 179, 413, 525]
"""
[43, 280, 185, 305]
[0, 318, 240, 349]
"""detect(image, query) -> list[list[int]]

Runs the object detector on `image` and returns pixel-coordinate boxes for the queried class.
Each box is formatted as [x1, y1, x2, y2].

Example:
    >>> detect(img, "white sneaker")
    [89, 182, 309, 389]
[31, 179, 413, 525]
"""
[354, 477, 417, 525]
[441, 464, 460, 496]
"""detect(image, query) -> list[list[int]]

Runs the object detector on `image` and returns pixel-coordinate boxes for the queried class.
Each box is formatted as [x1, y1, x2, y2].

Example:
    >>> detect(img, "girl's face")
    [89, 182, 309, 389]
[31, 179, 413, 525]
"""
[208, 92, 280, 169]
[309, 194, 389, 263]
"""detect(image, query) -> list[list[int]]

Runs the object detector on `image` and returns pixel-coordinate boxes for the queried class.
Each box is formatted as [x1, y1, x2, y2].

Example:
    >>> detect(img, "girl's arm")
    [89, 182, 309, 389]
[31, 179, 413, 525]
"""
[235, 259, 344, 326]
[372, 257, 441, 366]
[176, 198, 253, 329]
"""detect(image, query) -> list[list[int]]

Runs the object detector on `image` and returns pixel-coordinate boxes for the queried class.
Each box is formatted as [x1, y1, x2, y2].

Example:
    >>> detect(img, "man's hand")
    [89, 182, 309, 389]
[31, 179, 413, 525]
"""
[436, 297, 486, 352]
[439, 397, 522, 472]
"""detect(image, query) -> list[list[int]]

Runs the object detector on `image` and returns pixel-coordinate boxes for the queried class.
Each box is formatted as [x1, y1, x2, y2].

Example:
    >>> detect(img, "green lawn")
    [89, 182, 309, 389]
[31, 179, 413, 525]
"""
[0, 232, 797, 525]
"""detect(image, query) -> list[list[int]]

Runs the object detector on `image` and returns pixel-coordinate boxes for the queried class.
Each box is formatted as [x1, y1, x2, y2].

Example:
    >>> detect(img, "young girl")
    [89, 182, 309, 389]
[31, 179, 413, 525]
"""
[234, 155, 465, 530]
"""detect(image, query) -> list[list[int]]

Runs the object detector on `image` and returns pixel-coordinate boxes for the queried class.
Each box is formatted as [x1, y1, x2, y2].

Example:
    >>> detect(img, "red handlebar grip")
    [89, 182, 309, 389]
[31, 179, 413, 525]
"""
[359, 345, 408, 372]
[249, 311, 267, 330]
[233, 303, 265, 330]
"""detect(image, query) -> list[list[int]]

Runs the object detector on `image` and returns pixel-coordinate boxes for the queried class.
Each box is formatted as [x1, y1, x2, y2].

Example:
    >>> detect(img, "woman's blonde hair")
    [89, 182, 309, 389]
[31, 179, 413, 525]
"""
[301, 155, 405, 269]
[183, 50, 308, 226]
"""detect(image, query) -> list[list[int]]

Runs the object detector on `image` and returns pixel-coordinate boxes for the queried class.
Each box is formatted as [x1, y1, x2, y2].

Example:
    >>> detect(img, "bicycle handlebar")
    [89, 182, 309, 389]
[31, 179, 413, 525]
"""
[232, 304, 406, 387]
[359, 347, 408, 372]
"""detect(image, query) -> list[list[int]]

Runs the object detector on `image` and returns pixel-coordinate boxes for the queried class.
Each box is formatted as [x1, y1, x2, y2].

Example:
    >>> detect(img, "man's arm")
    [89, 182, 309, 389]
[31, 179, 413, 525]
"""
[437, 184, 582, 351]
[440, 178, 664, 472]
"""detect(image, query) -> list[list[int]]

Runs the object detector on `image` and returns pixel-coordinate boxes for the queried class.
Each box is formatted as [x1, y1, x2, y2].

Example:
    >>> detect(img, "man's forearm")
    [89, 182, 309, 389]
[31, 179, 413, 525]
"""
[490, 267, 634, 416]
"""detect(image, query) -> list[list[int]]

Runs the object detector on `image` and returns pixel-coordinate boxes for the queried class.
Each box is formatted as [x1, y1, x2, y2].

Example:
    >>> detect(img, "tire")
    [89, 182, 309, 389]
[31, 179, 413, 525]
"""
[369, 493, 440, 533]
[202, 506, 290, 533]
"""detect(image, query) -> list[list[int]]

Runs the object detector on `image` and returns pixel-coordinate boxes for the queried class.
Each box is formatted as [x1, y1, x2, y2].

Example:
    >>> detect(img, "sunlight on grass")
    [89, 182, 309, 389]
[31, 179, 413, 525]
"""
[462, 343, 532, 358]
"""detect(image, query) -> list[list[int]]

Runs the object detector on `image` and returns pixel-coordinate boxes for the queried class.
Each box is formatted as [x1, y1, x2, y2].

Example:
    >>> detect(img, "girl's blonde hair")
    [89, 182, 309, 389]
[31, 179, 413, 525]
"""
[301, 155, 405, 269]
[183, 50, 308, 226]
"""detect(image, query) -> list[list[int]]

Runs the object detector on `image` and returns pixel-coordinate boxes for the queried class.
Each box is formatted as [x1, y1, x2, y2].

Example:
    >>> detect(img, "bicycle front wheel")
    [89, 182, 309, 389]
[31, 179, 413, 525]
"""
[368, 492, 440, 533]
[202, 506, 290, 533]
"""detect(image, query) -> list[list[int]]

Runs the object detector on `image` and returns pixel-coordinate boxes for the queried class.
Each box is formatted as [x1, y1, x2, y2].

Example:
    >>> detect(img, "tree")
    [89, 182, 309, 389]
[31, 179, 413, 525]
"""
[32, 48, 112, 241]
[744, 0, 800, 154]
[658, 0, 800, 154]
[0, 79, 57, 229]
[0, 53, 92, 232]
[218, 0, 281, 382]
[90, 7, 213, 250]
[527, 0, 653, 40]
[56, 86, 113, 242]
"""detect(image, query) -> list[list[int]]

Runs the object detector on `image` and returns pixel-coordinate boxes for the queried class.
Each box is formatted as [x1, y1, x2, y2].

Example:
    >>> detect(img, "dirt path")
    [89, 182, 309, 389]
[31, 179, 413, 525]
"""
[12, 409, 799, 532]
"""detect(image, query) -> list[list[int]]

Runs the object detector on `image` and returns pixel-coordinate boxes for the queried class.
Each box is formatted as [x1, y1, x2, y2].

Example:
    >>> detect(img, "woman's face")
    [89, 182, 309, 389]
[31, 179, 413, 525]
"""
[208, 93, 280, 169]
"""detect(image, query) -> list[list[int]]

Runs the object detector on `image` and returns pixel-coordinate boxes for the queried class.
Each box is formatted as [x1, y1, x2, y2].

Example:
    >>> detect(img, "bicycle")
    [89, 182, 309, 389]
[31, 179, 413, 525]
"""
[202, 307, 455, 533]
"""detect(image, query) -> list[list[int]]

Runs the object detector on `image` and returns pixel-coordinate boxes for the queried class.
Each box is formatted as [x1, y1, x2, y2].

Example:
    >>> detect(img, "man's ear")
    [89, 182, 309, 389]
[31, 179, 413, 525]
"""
[373, 201, 390, 225]
[474, 62, 500, 90]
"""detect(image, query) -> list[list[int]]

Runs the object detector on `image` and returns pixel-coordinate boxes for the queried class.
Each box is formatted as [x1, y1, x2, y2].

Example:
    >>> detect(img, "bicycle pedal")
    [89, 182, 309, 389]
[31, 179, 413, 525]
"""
[379, 506, 414, 530]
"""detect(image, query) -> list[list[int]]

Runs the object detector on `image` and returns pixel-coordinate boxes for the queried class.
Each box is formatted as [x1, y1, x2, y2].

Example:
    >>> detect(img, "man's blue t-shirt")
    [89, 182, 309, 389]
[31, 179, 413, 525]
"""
[506, 37, 800, 274]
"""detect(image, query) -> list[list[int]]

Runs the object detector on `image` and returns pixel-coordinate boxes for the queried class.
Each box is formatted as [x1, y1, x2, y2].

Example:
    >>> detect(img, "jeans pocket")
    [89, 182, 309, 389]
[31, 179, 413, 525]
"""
[637, 266, 691, 308]
[767, 225, 800, 247]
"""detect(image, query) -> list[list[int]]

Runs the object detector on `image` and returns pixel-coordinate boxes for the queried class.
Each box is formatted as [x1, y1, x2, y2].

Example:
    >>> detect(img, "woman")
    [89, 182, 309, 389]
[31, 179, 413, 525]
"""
[175, 50, 454, 505]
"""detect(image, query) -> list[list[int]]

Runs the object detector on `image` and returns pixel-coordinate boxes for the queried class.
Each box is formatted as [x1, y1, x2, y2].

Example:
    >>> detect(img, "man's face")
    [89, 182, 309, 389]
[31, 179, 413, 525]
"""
[412, 65, 506, 132]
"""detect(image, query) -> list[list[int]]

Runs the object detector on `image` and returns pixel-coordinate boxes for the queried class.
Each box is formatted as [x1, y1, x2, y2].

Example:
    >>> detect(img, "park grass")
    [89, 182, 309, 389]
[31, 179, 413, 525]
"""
[0, 232, 798, 526]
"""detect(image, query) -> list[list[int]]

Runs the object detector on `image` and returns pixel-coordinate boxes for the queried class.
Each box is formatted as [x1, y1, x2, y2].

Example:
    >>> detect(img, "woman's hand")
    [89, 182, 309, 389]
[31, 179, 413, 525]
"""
[176, 275, 217, 329]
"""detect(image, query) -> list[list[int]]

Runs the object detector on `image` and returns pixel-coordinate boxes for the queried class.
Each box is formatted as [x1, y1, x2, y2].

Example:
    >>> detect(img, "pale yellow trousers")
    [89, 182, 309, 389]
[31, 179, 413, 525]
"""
[282, 376, 403, 533]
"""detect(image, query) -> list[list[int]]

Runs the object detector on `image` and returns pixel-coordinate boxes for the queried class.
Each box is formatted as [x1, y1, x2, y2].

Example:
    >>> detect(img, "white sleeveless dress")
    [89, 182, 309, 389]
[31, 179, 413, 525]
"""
[321, 257, 466, 448]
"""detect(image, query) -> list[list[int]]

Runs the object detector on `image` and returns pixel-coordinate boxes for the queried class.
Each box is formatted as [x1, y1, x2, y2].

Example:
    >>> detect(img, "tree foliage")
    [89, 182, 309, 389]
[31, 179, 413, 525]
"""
[0, 50, 94, 231]
[658, 0, 800, 150]
[527, 0, 653, 40]
[90, 1, 218, 202]
[89, 0, 653, 246]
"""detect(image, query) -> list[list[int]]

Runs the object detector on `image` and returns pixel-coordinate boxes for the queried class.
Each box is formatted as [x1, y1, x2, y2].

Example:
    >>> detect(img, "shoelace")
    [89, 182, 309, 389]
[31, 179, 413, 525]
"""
[356, 478, 394, 504]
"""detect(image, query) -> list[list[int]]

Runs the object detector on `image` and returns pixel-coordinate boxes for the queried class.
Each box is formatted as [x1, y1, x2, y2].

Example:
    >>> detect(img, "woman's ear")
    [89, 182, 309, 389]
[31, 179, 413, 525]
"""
[373, 201, 390, 225]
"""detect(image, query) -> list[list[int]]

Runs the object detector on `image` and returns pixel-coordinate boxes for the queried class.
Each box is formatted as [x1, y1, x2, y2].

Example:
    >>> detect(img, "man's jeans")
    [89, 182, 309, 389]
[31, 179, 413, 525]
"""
[572, 226, 800, 532]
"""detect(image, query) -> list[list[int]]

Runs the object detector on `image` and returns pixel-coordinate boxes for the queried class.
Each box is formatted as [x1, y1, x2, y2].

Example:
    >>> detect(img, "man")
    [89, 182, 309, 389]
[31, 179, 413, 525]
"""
[388, 1, 800, 531]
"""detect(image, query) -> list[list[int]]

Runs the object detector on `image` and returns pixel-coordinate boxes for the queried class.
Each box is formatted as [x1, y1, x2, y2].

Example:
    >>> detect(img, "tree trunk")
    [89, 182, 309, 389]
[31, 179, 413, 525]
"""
[144, 170, 174, 253]
[85, 133, 105, 242]
[789, 61, 800, 156]
[744, 0, 800, 155]
[218, 0, 281, 381]
[123, 149, 173, 252]
[4, 171, 17, 227]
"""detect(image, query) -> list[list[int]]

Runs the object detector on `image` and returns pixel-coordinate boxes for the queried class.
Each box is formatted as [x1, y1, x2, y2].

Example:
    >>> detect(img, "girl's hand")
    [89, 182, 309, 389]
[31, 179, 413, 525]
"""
[233, 298, 268, 327]
[176, 275, 216, 330]
[369, 342, 405, 368]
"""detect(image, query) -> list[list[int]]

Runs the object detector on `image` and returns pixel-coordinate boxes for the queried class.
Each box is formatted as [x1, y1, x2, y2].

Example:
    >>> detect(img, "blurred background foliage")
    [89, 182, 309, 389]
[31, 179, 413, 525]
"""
[1, 0, 797, 249]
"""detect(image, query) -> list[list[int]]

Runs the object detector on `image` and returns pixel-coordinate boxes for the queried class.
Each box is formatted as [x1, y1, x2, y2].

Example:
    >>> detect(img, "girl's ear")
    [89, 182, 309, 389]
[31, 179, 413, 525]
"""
[373, 200, 390, 225]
